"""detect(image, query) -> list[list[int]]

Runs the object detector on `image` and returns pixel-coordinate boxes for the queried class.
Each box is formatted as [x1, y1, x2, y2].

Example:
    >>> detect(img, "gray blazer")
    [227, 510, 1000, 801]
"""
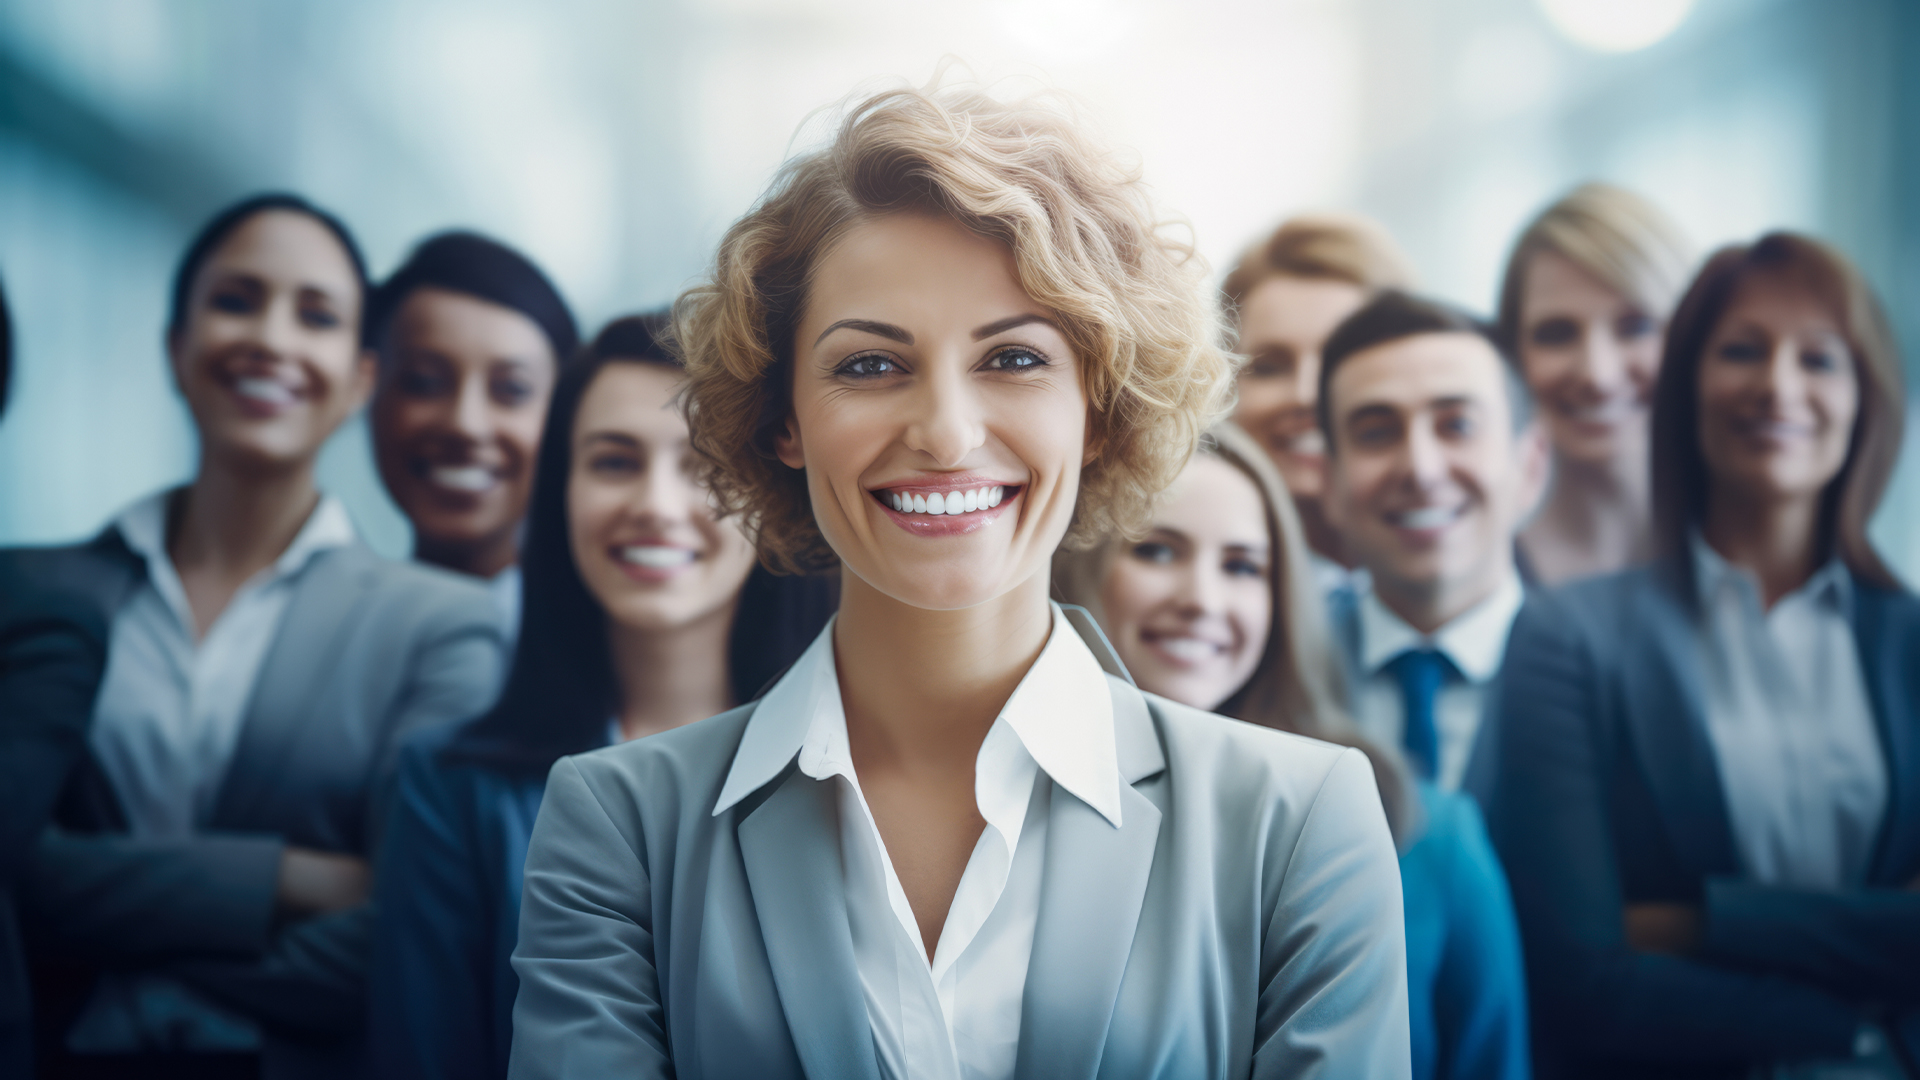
[508, 670, 1410, 1079]
[7, 531, 506, 1080]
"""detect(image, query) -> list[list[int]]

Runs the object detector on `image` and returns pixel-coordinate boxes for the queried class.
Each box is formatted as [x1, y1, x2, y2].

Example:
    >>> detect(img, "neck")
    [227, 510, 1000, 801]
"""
[610, 599, 740, 741]
[1520, 448, 1652, 578]
[835, 567, 1052, 774]
[415, 530, 519, 579]
[1701, 488, 1823, 608]
[170, 452, 321, 581]
[1374, 560, 1512, 637]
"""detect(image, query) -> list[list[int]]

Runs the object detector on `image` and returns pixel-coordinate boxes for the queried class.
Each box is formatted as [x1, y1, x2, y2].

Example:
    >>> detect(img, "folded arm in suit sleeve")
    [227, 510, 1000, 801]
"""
[1700, 879, 1920, 1002]
[1495, 596, 1867, 1064]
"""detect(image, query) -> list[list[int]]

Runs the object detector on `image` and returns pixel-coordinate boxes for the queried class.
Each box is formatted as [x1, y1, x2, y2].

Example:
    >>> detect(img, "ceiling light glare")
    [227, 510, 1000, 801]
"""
[1537, 0, 1694, 53]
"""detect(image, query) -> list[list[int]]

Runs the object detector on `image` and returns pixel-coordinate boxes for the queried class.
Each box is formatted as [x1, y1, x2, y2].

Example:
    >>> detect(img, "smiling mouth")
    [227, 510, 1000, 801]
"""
[232, 375, 300, 408]
[425, 464, 500, 493]
[1142, 632, 1228, 665]
[877, 484, 1010, 517]
[617, 545, 697, 569]
[1387, 504, 1465, 531]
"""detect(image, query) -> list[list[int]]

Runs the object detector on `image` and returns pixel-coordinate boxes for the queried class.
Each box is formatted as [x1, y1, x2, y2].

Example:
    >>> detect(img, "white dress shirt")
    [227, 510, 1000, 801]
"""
[1351, 570, 1523, 792]
[72, 488, 356, 1053]
[1690, 535, 1887, 891]
[712, 604, 1122, 1080]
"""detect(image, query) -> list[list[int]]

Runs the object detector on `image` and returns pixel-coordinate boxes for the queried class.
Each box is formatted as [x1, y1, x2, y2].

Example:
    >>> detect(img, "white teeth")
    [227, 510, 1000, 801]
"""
[1395, 506, 1460, 530]
[618, 545, 695, 569]
[234, 376, 297, 406]
[429, 465, 497, 493]
[886, 485, 1009, 516]
[1156, 637, 1223, 663]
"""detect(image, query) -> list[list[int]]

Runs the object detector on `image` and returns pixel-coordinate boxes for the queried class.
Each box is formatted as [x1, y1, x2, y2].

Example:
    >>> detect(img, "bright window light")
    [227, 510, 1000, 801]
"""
[1537, 0, 1693, 53]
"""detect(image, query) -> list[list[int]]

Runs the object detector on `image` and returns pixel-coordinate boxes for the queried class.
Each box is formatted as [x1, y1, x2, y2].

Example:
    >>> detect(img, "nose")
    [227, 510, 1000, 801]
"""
[1762, 339, 1806, 405]
[256, 295, 302, 358]
[1577, 322, 1626, 394]
[1402, 420, 1449, 488]
[628, 454, 694, 527]
[1290, 352, 1320, 409]
[901, 360, 987, 468]
[448, 373, 492, 441]
[1172, 557, 1225, 618]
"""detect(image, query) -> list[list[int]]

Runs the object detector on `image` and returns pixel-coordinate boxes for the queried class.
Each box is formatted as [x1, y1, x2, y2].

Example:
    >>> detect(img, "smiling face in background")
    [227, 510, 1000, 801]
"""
[372, 287, 559, 575]
[568, 361, 758, 634]
[1518, 249, 1664, 469]
[1696, 270, 1860, 511]
[779, 213, 1088, 611]
[169, 210, 373, 470]
[1232, 275, 1368, 502]
[1099, 453, 1272, 711]
[1324, 332, 1546, 627]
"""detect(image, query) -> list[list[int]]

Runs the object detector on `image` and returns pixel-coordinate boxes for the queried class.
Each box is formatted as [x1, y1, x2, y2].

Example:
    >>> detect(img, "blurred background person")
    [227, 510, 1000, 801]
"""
[1494, 232, 1920, 1078]
[367, 231, 579, 635]
[1221, 213, 1417, 592]
[1055, 422, 1529, 1080]
[0, 274, 110, 1077]
[1495, 183, 1693, 585]
[367, 315, 835, 1080]
[1318, 293, 1548, 804]
[15, 195, 505, 1080]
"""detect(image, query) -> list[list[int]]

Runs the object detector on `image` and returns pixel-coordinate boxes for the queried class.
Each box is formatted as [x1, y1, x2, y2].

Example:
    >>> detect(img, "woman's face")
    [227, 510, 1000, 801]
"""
[1697, 269, 1860, 510]
[780, 213, 1087, 611]
[1518, 249, 1663, 468]
[372, 287, 558, 570]
[568, 362, 759, 634]
[1099, 454, 1272, 711]
[169, 210, 373, 469]
[1231, 274, 1368, 501]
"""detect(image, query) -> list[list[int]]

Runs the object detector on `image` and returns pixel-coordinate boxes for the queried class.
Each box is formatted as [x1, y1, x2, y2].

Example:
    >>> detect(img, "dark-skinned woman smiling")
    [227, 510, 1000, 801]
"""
[1492, 232, 1920, 1079]
[8, 194, 505, 1080]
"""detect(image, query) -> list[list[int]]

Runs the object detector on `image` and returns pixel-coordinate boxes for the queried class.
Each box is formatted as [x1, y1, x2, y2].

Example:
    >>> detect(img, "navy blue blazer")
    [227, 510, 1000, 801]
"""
[1326, 585, 1504, 806]
[1401, 784, 1530, 1080]
[1490, 562, 1920, 1079]
[368, 727, 576, 1080]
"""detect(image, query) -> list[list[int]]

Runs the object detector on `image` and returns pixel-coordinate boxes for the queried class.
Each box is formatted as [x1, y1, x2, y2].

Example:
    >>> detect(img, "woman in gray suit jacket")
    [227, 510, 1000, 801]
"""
[507, 85, 1410, 1080]
[9, 194, 505, 1080]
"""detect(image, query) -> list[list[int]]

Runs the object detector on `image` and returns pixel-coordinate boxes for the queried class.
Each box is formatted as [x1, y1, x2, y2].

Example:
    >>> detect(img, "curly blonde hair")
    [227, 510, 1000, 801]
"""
[673, 82, 1234, 574]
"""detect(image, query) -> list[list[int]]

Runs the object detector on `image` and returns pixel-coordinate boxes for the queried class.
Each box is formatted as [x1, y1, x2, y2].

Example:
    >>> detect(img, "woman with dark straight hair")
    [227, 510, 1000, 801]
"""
[1493, 232, 1920, 1078]
[367, 314, 836, 1080]
[7, 193, 505, 1080]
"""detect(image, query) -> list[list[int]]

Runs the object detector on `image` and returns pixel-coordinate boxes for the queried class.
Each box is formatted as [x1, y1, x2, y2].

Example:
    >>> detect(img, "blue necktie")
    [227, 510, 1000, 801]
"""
[1385, 649, 1455, 780]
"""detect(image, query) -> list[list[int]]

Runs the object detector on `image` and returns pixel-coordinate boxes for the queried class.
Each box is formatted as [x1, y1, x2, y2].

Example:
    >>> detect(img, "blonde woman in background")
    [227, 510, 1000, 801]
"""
[1496, 183, 1691, 585]
[1221, 214, 1416, 591]
[1058, 423, 1530, 1080]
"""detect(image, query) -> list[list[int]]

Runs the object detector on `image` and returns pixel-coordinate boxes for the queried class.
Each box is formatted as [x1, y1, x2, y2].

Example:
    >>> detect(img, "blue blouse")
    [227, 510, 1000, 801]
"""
[369, 726, 568, 1080]
[1401, 784, 1531, 1080]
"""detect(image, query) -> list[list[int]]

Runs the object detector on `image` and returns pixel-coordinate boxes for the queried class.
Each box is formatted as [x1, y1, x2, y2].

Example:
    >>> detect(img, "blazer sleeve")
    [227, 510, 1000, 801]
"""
[1700, 880, 1920, 1002]
[368, 741, 497, 1080]
[1428, 794, 1530, 1080]
[508, 756, 672, 1080]
[1253, 748, 1412, 1080]
[0, 578, 106, 886]
[163, 604, 506, 1038]
[1494, 594, 1864, 1064]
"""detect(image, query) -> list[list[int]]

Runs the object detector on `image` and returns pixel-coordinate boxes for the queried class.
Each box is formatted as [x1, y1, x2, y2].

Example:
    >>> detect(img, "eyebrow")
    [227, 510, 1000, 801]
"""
[813, 319, 913, 348]
[578, 431, 641, 449]
[973, 313, 1059, 340]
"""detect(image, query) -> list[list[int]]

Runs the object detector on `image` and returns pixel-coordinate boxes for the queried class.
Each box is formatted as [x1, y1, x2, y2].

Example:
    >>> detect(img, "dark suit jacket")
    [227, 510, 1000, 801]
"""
[1326, 584, 1504, 806]
[5, 531, 506, 1080]
[1490, 561, 1920, 1079]
[0, 562, 108, 1074]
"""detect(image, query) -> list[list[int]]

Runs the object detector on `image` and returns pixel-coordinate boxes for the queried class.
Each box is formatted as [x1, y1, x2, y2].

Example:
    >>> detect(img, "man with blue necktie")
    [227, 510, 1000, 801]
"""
[1316, 291, 1548, 806]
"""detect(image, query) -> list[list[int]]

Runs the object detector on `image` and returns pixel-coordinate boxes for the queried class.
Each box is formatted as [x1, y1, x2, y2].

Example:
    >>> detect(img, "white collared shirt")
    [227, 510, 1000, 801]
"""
[1351, 570, 1523, 792]
[488, 562, 523, 649]
[89, 489, 359, 838]
[1690, 534, 1886, 890]
[712, 604, 1121, 1080]
[74, 488, 357, 1054]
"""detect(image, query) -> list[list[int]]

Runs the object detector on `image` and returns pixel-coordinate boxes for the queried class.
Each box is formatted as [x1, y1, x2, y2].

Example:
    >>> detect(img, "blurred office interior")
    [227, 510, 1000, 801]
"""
[1, 0, 1916, 576]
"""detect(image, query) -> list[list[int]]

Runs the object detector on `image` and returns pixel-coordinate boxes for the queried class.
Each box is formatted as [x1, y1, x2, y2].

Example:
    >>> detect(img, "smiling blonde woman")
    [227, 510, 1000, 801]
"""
[506, 83, 1410, 1080]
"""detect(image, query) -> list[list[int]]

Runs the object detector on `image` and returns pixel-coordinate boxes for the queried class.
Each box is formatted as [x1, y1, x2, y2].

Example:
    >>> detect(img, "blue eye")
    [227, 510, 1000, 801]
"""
[837, 353, 898, 379]
[1224, 557, 1266, 579]
[987, 347, 1048, 372]
[1802, 349, 1841, 373]
[1130, 541, 1176, 565]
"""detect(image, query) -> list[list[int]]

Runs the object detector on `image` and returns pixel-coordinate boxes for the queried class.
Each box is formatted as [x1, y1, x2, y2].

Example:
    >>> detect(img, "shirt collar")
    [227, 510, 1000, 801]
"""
[1689, 529, 1854, 618]
[115, 487, 357, 581]
[1357, 567, 1524, 683]
[713, 602, 1124, 827]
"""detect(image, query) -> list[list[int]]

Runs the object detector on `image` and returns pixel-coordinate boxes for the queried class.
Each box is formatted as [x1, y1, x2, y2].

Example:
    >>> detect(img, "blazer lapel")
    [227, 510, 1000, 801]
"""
[1853, 582, 1920, 884]
[1621, 568, 1741, 878]
[1013, 679, 1165, 1080]
[209, 547, 372, 827]
[736, 767, 883, 1080]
